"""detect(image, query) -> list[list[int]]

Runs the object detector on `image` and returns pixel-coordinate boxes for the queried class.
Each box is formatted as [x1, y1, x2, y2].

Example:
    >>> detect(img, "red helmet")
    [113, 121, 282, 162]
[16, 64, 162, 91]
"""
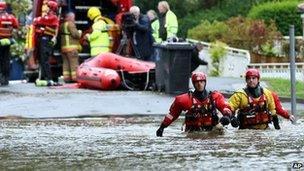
[0, 2, 6, 10]
[245, 68, 260, 79]
[191, 72, 207, 82]
[48, 1, 58, 12]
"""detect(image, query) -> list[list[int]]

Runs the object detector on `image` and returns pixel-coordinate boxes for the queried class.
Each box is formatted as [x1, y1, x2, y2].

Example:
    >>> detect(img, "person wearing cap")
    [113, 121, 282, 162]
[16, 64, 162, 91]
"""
[228, 68, 289, 130]
[33, 0, 59, 86]
[0, 1, 19, 86]
[86, 7, 110, 57]
[156, 72, 233, 137]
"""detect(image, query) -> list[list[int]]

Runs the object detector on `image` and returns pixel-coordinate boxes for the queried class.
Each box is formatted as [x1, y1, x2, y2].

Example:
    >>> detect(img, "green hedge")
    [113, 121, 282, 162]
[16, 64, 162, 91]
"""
[179, 8, 228, 38]
[248, 0, 302, 36]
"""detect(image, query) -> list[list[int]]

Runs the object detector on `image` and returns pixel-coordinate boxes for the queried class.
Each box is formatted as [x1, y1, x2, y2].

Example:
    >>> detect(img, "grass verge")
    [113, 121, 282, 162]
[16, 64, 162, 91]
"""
[263, 78, 304, 99]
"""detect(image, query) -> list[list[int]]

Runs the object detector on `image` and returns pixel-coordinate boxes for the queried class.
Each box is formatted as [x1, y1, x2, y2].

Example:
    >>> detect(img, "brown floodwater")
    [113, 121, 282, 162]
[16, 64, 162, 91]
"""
[0, 116, 303, 170]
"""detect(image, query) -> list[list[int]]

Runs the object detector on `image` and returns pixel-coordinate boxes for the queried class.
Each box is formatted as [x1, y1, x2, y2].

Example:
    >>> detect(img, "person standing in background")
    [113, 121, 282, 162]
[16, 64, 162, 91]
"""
[60, 12, 81, 83]
[0, 1, 19, 86]
[147, 9, 161, 43]
[157, 1, 178, 41]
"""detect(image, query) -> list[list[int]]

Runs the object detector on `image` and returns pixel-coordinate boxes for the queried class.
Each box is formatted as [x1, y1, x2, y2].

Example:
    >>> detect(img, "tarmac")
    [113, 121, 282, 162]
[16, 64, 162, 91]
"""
[0, 77, 303, 118]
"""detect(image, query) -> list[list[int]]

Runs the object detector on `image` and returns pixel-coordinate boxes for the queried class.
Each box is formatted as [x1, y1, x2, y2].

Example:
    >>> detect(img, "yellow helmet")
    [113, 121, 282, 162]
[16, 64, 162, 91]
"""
[87, 7, 101, 20]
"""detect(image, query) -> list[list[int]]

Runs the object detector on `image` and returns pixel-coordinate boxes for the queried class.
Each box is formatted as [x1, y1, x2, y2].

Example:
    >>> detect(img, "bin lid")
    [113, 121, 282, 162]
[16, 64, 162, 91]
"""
[154, 42, 194, 50]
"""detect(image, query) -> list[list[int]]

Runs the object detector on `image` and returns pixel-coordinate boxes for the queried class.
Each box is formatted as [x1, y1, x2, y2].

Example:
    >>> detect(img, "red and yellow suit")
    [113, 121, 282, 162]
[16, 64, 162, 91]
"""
[229, 88, 276, 129]
[161, 91, 231, 132]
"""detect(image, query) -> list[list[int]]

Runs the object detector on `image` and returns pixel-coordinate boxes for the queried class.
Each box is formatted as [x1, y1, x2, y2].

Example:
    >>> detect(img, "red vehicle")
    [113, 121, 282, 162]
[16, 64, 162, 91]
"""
[25, 0, 133, 82]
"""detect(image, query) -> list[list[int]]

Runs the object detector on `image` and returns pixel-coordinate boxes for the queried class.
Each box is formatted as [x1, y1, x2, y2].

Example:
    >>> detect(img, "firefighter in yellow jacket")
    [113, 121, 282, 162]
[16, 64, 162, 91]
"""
[60, 12, 81, 83]
[86, 7, 110, 57]
[228, 68, 278, 130]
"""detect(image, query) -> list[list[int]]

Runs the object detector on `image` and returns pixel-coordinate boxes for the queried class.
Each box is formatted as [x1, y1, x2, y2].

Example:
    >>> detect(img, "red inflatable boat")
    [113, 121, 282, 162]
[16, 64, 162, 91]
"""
[77, 53, 155, 90]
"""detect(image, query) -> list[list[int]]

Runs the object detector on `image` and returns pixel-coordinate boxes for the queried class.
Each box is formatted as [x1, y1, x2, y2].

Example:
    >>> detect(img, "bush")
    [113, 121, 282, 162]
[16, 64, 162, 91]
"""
[179, 8, 228, 38]
[248, 0, 302, 36]
[209, 41, 228, 76]
[188, 20, 228, 42]
[188, 16, 281, 52]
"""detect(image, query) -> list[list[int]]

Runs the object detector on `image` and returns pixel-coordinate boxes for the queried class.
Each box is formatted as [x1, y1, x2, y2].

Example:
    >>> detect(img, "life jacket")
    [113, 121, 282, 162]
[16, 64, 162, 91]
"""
[33, 13, 58, 37]
[238, 88, 272, 127]
[0, 13, 18, 38]
[184, 92, 218, 131]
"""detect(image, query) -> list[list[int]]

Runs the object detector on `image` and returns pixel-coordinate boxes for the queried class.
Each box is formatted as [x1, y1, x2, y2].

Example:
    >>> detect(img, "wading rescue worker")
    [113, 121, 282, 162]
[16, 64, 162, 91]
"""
[228, 68, 281, 129]
[33, 0, 59, 86]
[156, 72, 233, 137]
[0, 1, 18, 86]
[129, 6, 153, 61]
[85, 7, 110, 57]
[60, 12, 81, 83]
[157, 1, 178, 41]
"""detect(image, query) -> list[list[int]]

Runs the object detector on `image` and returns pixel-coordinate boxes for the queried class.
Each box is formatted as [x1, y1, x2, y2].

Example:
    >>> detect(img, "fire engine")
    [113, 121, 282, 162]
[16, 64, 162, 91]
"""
[25, 0, 133, 82]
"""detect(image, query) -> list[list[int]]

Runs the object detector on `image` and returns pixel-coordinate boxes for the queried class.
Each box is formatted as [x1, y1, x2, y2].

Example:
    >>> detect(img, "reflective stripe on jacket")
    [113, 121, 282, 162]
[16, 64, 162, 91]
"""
[87, 17, 110, 56]
[60, 21, 81, 52]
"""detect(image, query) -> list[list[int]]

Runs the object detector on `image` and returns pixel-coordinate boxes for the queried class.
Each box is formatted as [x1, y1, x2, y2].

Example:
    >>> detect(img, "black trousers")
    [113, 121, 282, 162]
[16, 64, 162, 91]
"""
[0, 45, 11, 85]
[38, 36, 53, 81]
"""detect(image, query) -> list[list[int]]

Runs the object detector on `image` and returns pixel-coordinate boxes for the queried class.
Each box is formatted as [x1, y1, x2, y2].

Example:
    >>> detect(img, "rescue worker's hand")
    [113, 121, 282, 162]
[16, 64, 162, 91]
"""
[289, 115, 296, 124]
[230, 116, 240, 128]
[84, 33, 90, 40]
[156, 124, 166, 137]
[51, 37, 57, 45]
[222, 108, 232, 116]
[220, 116, 230, 126]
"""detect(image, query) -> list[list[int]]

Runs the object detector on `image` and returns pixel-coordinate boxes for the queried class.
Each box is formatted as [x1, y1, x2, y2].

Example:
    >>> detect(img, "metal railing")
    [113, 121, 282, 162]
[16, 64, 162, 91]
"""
[248, 63, 304, 81]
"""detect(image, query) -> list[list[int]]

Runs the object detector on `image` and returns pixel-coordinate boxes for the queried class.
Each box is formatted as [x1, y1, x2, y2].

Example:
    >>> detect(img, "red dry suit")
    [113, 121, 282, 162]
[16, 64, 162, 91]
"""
[272, 92, 290, 119]
[33, 12, 59, 37]
[160, 91, 231, 132]
[0, 12, 19, 38]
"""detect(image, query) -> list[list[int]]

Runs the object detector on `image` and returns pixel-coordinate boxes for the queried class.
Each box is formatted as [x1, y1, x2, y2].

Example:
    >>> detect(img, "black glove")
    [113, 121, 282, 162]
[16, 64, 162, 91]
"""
[156, 124, 166, 137]
[220, 116, 230, 126]
[272, 115, 281, 130]
[230, 116, 240, 128]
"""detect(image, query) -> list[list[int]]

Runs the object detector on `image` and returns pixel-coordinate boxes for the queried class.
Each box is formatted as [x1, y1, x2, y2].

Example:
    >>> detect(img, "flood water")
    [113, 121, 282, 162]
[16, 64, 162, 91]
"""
[0, 116, 303, 170]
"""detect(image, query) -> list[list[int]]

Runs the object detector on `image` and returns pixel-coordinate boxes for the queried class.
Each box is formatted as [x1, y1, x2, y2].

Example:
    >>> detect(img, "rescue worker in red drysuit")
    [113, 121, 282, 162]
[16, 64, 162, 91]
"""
[156, 72, 234, 137]
[228, 68, 288, 129]
[0, 1, 19, 86]
[33, 1, 59, 86]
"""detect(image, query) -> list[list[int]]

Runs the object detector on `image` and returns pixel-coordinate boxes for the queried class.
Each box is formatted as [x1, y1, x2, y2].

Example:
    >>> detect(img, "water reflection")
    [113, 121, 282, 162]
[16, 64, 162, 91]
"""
[0, 116, 303, 170]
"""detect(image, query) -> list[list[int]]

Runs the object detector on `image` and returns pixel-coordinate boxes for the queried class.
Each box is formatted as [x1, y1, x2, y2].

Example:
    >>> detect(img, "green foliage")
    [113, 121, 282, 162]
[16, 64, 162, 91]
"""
[4, 0, 31, 60]
[179, 8, 228, 38]
[5, 0, 31, 16]
[248, 0, 303, 36]
[263, 78, 304, 99]
[188, 20, 228, 42]
[188, 17, 281, 52]
[180, 0, 275, 38]
[260, 42, 276, 56]
[209, 41, 227, 76]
